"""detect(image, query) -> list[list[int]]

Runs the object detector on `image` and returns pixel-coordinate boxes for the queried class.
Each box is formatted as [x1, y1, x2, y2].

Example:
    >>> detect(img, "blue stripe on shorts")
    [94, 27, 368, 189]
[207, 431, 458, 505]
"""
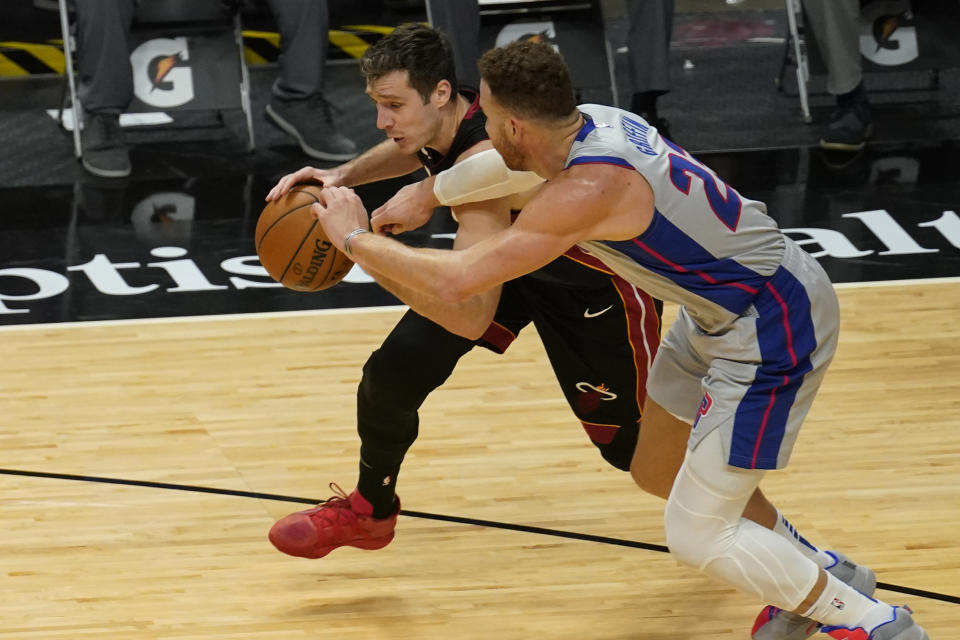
[729, 266, 817, 469]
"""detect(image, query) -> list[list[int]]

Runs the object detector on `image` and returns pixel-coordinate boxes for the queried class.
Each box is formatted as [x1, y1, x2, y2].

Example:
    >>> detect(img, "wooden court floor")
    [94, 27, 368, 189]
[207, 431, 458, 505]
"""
[0, 279, 957, 639]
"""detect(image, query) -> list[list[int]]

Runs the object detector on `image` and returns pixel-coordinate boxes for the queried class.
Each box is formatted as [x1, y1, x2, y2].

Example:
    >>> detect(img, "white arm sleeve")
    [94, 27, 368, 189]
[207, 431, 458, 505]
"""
[432, 148, 545, 206]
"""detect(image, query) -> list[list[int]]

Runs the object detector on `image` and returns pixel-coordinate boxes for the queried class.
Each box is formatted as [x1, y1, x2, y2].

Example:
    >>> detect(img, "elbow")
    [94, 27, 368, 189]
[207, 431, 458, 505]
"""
[455, 312, 495, 341]
[449, 324, 485, 342]
[427, 306, 489, 341]
[437, 276, 497, 341]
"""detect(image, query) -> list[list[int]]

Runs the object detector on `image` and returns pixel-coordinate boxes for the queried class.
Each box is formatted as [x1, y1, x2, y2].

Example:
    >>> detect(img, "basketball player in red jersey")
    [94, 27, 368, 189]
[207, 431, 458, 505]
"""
[265, 21, 663, 551]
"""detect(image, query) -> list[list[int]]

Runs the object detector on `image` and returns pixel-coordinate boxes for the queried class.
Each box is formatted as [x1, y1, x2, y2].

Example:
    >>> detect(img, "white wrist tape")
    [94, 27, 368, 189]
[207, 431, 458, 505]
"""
[433, 148, 545, 206]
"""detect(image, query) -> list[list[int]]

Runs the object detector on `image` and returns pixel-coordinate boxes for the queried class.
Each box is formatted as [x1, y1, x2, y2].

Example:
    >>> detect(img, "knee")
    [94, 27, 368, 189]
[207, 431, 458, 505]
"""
[358, 348, 389, 398]
[663, 493, 719, 568]
[663, 494, 697, 566]
[358, 335, 461, 409]
[358, 346, 420, 408]
[663, 475, 748, 570]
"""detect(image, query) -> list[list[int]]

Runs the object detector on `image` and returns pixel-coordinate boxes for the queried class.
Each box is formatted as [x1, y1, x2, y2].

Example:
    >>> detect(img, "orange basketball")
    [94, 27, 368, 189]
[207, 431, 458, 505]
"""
[255, 184, 354, 292]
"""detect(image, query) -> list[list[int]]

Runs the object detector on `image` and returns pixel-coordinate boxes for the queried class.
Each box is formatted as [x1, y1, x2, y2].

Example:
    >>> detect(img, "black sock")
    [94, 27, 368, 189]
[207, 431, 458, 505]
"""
[356, 459, 401, 519]
[837, 82, 868, 109]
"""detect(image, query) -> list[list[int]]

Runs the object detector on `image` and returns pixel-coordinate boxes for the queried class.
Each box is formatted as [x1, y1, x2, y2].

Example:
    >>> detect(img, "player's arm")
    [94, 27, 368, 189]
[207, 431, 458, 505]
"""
[266, 139, 424, 201]
[357, 140, 511, 338]
[331, 138, 425, 186]
[315, 164, 655, 301]
[368, 140, 502, 236]
[361, 196, 511, 339]
[370, 148, 544, 233]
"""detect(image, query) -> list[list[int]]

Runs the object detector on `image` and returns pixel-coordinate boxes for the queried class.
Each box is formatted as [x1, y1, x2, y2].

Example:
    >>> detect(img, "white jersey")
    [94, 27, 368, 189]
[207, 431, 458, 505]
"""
[566, 104, 840, 470]
[571, 103, 789, 333]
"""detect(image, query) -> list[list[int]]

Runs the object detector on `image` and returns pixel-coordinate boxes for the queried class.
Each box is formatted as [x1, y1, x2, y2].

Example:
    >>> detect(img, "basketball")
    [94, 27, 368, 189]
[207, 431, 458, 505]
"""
[255, 184, 354, 292]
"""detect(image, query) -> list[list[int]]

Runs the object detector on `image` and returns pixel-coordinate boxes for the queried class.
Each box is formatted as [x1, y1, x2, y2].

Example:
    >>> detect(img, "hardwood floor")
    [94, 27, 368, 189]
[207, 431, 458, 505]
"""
[0, 280, 957, 639]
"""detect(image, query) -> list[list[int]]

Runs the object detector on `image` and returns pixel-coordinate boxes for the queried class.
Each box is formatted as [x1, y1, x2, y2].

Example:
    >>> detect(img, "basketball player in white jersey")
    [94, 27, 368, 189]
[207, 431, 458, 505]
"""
[309, 40, 929, 640]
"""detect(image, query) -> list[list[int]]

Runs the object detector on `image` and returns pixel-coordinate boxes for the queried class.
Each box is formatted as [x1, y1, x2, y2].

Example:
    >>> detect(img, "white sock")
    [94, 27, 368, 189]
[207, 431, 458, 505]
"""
[773, 509, 836, 569]
[802, 572, 891, 630]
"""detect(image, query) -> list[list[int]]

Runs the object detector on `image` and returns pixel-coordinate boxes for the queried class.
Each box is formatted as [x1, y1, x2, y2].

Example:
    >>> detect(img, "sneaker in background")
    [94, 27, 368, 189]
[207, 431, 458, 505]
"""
[80, 111, 131, 178]
[820, 98, 872, 152]
[265, 93, 358, 162]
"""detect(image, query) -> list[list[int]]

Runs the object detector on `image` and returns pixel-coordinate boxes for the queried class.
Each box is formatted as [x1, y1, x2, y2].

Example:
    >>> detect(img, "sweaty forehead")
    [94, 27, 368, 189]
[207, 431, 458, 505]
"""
[366, 70, 415, 100]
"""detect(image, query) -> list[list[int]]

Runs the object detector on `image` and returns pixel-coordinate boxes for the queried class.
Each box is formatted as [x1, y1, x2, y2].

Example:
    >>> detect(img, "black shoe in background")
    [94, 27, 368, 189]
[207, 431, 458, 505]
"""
[820, 84, 872, 152]
[266, 93, 359, 162]
[80, 111, 131, 178]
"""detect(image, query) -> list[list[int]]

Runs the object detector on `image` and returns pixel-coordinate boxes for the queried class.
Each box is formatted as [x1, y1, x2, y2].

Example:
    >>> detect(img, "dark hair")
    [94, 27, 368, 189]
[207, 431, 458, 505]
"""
[478, 40, 576, 121]
[359, 23, 458, 103]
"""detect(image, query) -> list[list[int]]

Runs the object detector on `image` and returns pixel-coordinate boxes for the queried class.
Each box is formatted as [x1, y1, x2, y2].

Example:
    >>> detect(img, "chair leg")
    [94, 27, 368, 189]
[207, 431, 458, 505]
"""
[58, 0, 83, 158]
[58, 75, 68, 125]
[784, 0, 812, 122]
[234, 13, 256, 152]
[776, 23, 792, 90]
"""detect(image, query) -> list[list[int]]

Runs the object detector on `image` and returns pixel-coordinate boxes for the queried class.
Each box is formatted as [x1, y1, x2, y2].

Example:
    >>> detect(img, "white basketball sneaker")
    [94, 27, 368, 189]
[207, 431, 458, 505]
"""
[751, 551, 877, 640]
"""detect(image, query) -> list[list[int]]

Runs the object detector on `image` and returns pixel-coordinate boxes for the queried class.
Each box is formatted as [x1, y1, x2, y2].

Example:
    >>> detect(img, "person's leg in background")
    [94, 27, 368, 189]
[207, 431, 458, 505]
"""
[264, 0, 358, 161]
[802, 0, 872, 151]
[625, 0, 674, 139]
[74, 0, 135, 177]
[425, 0, 481, 88]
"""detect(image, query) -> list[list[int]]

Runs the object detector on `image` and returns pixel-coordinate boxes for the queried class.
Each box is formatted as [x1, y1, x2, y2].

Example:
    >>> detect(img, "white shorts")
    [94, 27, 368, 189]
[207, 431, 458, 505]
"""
[647, 243, 840, 470]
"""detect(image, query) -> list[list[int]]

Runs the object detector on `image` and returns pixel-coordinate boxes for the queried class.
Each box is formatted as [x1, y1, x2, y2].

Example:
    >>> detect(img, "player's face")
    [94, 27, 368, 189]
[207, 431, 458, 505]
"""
[479, 80, 526, 171]
[366, 71, 445, 154]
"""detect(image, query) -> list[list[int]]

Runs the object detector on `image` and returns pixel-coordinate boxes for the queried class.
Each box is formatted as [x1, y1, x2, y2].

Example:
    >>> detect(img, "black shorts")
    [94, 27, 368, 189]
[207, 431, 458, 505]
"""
[480, 252, 662, 470]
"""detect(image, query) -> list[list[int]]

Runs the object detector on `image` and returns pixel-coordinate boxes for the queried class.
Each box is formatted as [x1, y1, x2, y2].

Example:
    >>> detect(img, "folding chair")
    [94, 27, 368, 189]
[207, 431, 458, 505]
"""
[58, 0, 255, 161]
[779, 0, 960, 123]
[779, 0, 814, 122]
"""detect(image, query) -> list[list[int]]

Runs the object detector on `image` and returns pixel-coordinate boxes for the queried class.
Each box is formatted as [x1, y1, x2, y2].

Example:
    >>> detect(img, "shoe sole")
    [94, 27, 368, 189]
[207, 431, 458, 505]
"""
[307, 532, 395, 559]
[819, 124, 873, 152]
[265, 104, 358, 162]
[81, 157, 131, 178]
[819, 140, 866, 152]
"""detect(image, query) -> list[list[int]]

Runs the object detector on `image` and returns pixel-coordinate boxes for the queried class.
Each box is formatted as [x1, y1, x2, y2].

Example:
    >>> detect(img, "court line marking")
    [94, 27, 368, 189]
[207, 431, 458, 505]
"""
[1, 275, 959, 333]
[0, 466, 956, 606]
[0, 304, 408, 333]
[831, 275, 960, 289]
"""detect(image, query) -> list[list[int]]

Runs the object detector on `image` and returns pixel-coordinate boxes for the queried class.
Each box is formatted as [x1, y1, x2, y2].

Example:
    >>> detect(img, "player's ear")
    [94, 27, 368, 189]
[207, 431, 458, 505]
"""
[432, 79, 453, 107]
[508, 116, 521, 140]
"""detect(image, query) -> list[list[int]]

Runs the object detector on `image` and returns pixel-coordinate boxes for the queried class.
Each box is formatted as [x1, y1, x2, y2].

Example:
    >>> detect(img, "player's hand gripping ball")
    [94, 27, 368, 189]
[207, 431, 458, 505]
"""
[255, 184, 354, 291]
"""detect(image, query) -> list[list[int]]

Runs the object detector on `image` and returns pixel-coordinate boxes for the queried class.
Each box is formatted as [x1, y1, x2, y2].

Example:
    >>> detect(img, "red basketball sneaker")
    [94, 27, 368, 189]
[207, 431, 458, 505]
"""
[269, 483, 400, 559]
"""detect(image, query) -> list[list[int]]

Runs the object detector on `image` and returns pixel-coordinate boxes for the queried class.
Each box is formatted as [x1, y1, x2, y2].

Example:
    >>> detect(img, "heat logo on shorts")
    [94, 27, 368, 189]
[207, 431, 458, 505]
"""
[574, 382, 617, 415]
[575, 382, 617, 401]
